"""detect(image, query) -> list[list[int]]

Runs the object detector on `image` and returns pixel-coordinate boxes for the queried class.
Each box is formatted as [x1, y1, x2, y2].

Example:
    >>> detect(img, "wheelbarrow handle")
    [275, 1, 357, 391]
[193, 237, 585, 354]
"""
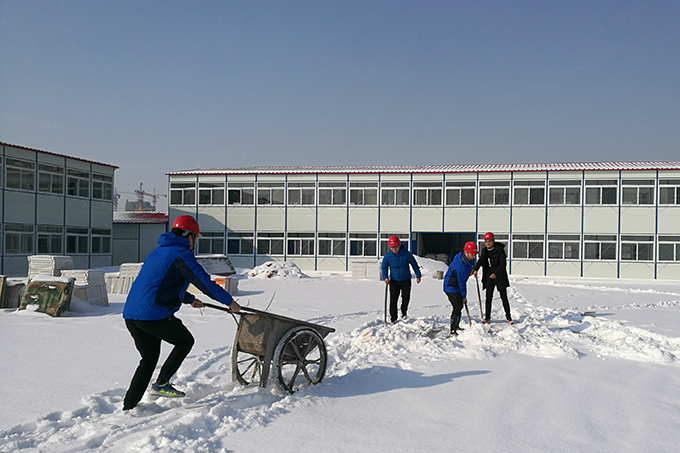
[201, 301, 264, 316]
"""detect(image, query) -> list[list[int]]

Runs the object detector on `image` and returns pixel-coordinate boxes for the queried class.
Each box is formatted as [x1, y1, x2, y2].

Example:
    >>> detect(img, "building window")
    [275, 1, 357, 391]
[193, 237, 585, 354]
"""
[256, 233, 284, 255]
[547, 234, 580, 260]
[585, 180, 617, 205]
[512, 234, 544, 259]
[67, 169, 90, 198]
[349, 233, 377, 256]
[228, 182, 255, 205]
[413, 182, 442, 206]
[197, 232, 224, 254]
[658, 236, 680, 261]
[287, 233, 315, 255]
[318, 182, 347, 206]
[38, 164, 64, 195]
[349, 182, 378, 206]
[66, 228, 89, 254]
[479, 181, 510, 206]
[513, 181, 545, 205]
[92, 174, 113, 200]
[620, 235, 653, 261]
[257, 182, 285, 205]
[477, 233, 509, 253]
[658, 180, 680, 205]
[6, 158, 35, 191]
[288, 182, 315, 206]
[380, 233, 409, 256]
[5, 224, 34, 254]
[91, 229, 111, 254]
[584, 235, 617, 260]
[198, 182, 225, 205]
[381, 182, 410, 206]
[548, 180, 581, 205]
[227, 232, 253, 255]
[170, 182, 196, 205]
[318, 233, 346, 256]
[37, 226, 63, 254]
[445, 181, 475, 206]
[621, 180, 654, 205]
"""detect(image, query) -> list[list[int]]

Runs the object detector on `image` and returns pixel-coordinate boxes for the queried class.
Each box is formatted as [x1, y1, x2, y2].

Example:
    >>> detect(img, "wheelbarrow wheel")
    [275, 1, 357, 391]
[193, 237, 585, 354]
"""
[272, 326, 328, 394]
[231, 347, 263, 386]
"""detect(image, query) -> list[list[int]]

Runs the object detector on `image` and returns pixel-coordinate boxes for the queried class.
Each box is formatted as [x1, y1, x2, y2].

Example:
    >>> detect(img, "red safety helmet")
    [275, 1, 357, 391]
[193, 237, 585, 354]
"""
[484, 232, 495, 241]
[171, 215, 200, 235]
[464, 241, 478, 255]
[388, 236, 400, 247]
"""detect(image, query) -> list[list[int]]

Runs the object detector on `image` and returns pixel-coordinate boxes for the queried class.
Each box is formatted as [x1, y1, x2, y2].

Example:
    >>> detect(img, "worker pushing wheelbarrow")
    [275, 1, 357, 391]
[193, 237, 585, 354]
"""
[203, 302, 335, 394]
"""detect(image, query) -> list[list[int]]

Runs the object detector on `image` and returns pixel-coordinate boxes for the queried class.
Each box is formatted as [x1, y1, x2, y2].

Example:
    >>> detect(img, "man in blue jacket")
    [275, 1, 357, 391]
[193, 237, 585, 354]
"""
[443, 241, 478, 336]
[122, 215, 241, 411]
[382, 236, 421, 323]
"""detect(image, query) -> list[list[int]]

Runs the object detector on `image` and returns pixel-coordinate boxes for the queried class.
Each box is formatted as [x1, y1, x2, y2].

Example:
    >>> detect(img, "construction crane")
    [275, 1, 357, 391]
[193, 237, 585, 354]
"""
[119, 183, 167, 212]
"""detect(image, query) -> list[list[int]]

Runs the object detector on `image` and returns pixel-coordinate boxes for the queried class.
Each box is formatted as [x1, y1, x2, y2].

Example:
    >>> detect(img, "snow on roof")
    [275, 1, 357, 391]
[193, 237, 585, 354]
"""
[167, 161, 680, 176]
[0, 141, 118, 169]
[113, 211, 169, 224]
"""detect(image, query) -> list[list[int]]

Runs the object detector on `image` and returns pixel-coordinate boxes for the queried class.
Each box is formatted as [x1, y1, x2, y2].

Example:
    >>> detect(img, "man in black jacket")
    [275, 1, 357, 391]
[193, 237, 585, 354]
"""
[472, 232, 513, 324]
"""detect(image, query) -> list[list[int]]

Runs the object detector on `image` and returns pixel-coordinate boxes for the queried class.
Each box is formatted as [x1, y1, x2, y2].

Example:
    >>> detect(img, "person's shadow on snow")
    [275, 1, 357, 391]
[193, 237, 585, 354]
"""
[318, 366, 490, 398]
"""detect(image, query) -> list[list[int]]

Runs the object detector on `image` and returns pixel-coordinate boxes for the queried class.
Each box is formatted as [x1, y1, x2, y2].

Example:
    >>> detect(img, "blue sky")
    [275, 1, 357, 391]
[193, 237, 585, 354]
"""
[1, 1, 679, 210]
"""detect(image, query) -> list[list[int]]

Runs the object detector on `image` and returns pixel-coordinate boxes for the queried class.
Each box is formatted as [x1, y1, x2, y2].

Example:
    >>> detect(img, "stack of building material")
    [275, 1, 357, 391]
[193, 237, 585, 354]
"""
[105, 263, 143, 295]
[0, 276, 27, 309]
[351, 260, 382, 281]
[213, 276, 239, 295]
[27, 255, 73, 281]
[60, 269, 109, 307]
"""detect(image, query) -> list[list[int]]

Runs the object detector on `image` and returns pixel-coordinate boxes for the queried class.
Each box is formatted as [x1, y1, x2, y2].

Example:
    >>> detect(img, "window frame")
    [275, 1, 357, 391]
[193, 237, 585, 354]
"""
[478, 181, 510, 206]
[170, 182, 197, 206]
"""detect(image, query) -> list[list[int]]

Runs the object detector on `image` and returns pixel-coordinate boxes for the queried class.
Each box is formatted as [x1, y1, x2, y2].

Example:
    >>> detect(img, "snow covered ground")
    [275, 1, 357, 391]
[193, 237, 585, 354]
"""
[2, 259, 680, 452]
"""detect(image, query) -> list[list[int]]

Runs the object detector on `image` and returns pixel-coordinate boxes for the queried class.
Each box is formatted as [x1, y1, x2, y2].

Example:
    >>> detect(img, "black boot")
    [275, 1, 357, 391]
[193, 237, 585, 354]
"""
[450, 313, 462, 336]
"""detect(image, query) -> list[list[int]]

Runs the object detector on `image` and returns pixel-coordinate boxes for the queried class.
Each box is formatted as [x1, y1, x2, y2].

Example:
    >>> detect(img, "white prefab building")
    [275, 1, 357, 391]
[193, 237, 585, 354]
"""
[167, 162, 680, 281]
[0, 142, 117, 276]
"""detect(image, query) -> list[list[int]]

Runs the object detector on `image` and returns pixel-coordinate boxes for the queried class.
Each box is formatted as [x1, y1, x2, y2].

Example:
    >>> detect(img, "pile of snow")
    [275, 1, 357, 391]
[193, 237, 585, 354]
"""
[415, 255, 449, 278]
[247, 261, 307, 279]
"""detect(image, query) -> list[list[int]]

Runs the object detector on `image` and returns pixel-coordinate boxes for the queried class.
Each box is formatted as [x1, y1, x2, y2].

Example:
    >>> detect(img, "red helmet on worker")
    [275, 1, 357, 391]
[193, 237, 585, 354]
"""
[388, 236, 400, 247]
[172, 215, 200, 235]
[464, 241, 478, 255]
[484, 232, 495, 241]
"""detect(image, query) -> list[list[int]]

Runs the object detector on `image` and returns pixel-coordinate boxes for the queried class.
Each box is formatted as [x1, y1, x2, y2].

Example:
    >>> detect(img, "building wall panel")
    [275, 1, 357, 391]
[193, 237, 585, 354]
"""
[582, 262, 617, 279]
[65, 198, 90, 227]
[443, 207, 476, 231]
[348, 207, 378, 231]
[547, 207, 582, 233]
[317, 207, 347, 232]
[511, 207, 545, 233]
[411, 207, 443, 232]
[619, 262, 654, 280]
[379, 208, 410, 232]
[36, 194, 64, 225]
[4, 192, 36, 224]
[286, 206, 316, 231]
[620, 207, 655, 234]
[197, 207, 226, 231]
[582, 206, 618, 234]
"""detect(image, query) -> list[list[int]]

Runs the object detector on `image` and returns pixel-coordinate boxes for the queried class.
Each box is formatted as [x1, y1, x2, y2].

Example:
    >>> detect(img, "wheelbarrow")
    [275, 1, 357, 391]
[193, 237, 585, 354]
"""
[203, 302, 335, 394]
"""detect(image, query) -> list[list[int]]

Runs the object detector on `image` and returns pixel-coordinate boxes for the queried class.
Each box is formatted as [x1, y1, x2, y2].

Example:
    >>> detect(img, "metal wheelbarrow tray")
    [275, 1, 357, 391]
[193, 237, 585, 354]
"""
[204, 303, 335, 394]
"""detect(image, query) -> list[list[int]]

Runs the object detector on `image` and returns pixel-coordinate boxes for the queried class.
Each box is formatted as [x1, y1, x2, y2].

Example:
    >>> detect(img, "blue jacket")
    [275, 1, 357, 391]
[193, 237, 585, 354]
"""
[381, 246, 422, 282]
[443, 251, 475, 297]
[123, 232, 234, 321]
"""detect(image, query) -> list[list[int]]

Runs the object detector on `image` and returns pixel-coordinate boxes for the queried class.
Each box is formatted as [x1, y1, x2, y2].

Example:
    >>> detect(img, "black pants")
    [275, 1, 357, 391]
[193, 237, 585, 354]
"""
[446, 292, 464, 334]
[485, 280, 512, 320]
[123, 316, 195, 410]
[389, 279, 412, 322]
